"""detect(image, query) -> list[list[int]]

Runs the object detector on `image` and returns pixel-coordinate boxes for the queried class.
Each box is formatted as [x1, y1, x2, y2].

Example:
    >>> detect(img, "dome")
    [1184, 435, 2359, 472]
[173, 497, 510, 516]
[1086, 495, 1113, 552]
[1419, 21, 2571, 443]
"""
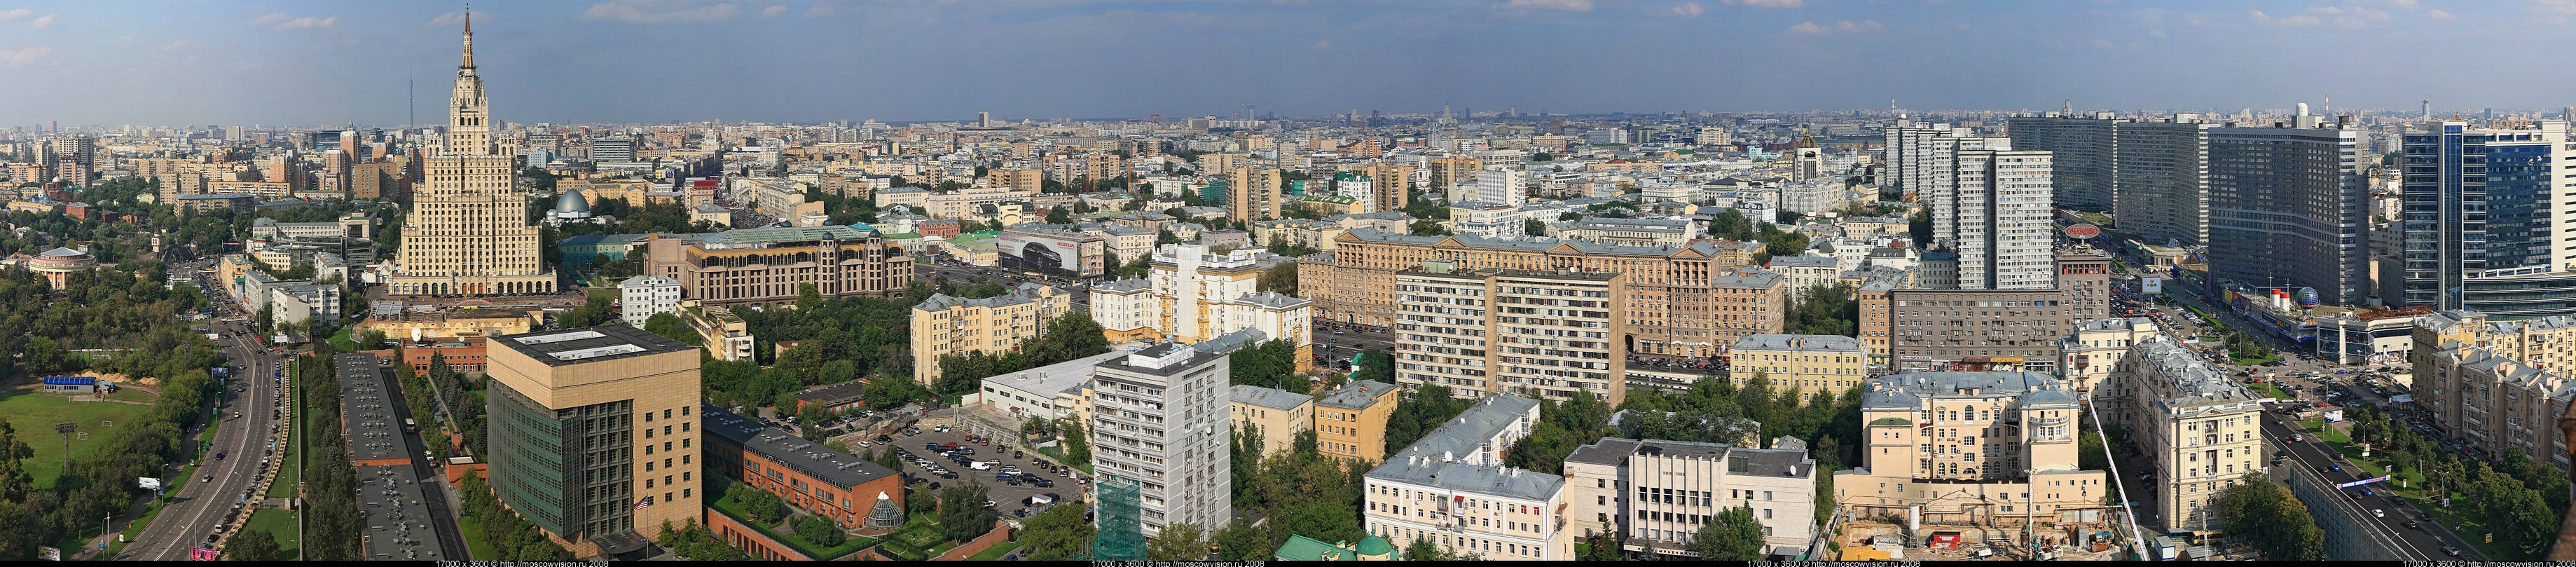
[1793, 135, 1821, 148]
[1354, 535, 1394, 557]
[40, 247, 88, 258]
[555, 189, 592, 214]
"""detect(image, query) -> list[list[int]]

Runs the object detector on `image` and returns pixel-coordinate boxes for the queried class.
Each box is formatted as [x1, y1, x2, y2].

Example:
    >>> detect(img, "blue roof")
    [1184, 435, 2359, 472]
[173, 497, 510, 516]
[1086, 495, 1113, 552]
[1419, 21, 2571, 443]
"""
[41, 376, 96, 385]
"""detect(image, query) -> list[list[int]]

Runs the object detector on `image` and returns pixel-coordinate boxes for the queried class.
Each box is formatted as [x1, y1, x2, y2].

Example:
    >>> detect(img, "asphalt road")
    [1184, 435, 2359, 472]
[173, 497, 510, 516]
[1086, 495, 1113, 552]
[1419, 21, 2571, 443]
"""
[2259, 410, 2475, 560]
[124, 315, 287, 560]
[872, 425, 1086, 521]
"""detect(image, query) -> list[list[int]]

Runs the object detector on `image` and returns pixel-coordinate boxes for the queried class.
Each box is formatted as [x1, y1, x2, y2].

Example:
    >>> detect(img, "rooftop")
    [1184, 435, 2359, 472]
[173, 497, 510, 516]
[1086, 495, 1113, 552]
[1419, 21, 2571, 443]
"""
[913, 282, 1059, 313]
[336, 353, 408, 463]
[1231, 384, 1315, 411]
[491, 325, 696, 367]
[1316, 380, 1396, 411]
[1861, 370, 2076, 409]
[703, 225, 879, 247]
[982, 350, 1126, 399]
[1731, 334, 1862, 353]
[701, 404, 901, 491]
[796, 380, 869, 406]
[1367, 395, 1561, 501]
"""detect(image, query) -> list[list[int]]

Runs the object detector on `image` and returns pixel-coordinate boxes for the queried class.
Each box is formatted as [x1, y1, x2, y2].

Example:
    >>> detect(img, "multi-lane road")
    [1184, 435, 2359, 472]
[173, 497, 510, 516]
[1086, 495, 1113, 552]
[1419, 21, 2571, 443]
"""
[2259, 408, 2474, 560]
[123, 316, 289, 560]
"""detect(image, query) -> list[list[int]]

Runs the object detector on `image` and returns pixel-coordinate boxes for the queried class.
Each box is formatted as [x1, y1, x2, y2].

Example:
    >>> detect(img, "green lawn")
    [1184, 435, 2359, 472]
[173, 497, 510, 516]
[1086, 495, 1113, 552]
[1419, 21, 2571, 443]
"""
[102, 388, 156, 403]
[243, 509, 301, 560]
[2249, 383, 2289, 399]
[966, 540, 1022, 561]
[708, 491, 876, 559]
[326, 329, 357, 351]
[0, 390, 156, 489]
[1035, 445, 1094, 476]
[457, 516, 500, 560]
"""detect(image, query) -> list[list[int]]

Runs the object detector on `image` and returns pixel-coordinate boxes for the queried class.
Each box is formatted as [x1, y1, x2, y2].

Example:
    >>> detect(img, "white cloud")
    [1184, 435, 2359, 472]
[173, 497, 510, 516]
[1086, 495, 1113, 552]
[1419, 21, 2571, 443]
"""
[1722, 0, 1804, 7]
[427, 11, 466, 28]
[0, 9, 28, 22]
[28, 13, 51, 29]
[2249, 9, 2321, 26]
[109, 35, 132, 47]
[2385, 0, 2420, 8]
[1496, 0, 1594, 11]
[154, 40, 201, 53]
[2148, 28, 2167, 38]
[1312, 39, 1331, 50]
[1672, 1, 1704, 17]
[2428, 8, 2455, 20]
[249, 13, 336, 29]
[803, 1, 839, 18]
[1784, 19, 1881, 34]
[0, 46, 48, 68]
[762, 4, 787, 17]
[581, 1, 744, 24]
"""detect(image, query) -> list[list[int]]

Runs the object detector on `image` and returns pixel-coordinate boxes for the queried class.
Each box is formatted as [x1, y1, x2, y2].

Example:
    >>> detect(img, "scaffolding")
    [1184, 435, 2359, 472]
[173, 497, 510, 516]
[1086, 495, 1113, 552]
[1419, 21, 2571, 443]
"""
[1094, 474, 1146, 561]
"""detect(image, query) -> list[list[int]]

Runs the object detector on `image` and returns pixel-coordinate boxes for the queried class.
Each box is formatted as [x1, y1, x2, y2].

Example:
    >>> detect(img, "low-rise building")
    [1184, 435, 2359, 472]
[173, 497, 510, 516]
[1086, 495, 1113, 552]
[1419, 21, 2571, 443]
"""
[618, 275, 682, 327]
[2058, 317, 2158, 395]
[2314, 306, 2433, 366]
[399, 339, 489, 374]
[642, 225, 911, 308]
[908, 283, 1073, 385]
[977, 350, 1126, 423]
[1229, 385, 1315, 458]
[1559, 217, 1692, 247]
[1831, 371, 2109, 528]
[1314, 380, 1399, 463]
[684, 301, 757, 362]
[1564, 437, 1818, 559]
[1361, 395, 1570, 561]
[701, 404, 906, 532]
[1726, 334, 1866, 402]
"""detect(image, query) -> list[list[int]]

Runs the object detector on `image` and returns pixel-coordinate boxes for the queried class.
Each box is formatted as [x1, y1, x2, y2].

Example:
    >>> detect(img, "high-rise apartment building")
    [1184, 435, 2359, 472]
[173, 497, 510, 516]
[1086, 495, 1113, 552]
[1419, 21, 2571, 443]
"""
[1940, 149, 2056, 290]
[1467, 166, 1522, 206]
[1089, 342, 1233, 536]
[1222, 168, 1285, 221]
[2399, 121, 2576, 315]
[1887, 288, 2075, 374]
[2207, 122, 2368, 306]
[1354, 161, 1412, 212]
[390, 16, 558, 296]
[2413, 310, 2576, 466]
[2109, 118, 2210, 247]
[1393, 263, 1628, 406]
[483, 325, 703, 557]
[2004, 113, 2119, 212]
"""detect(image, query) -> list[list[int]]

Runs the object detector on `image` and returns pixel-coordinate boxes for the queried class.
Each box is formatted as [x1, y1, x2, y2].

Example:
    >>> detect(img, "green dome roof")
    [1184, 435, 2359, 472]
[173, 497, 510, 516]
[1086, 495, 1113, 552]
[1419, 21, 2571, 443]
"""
[1355, 535, 1394, 556]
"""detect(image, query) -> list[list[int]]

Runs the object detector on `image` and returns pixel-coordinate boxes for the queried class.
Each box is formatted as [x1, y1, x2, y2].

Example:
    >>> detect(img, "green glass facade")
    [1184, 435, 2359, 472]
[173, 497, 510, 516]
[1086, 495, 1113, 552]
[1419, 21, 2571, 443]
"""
[488, 381, 637, 541]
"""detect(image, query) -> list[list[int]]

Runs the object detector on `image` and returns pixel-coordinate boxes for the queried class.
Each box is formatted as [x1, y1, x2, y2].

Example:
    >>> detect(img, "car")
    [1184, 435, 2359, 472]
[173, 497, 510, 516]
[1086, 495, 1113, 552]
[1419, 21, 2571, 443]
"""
[2360, 487, 2374, 497]
[1032, 477, 1054, 488]
[998, 474, 1023, 485]
[2322, 464, 2340, 473]
[1013, 450, 1026, 460]
[2371, 508, 2383, 518]
[2404, 521, 2420, 530]
[2443, 546, 2461, 556]
[878, 435, 894, 443]
[215, 451, 226, 460]
[1013, 507, 1028, 518]
[971, 461, 993, 470]
[935, 425, 951, 433]
[202, 474, 212, 483]
[857, 440, 872, 448]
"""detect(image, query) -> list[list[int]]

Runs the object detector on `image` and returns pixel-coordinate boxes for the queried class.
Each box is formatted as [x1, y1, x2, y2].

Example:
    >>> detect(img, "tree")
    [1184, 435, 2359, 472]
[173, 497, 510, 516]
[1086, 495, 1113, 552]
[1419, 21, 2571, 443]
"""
[795, 514, 846, 547]
[1018, 503, 1094, 560]
[643, 312, 699, 345]
[1706, 207, 1754, 240]
[1407, 219, 1452, 236]
[1213, 519, 1269, 559]
[1524, 218, 1548, 236]
[727, 481, 787, 525]
[1404, 536, 1455, 561]
[2212, 474, 2324, 561]
[938, 481, 1000, 542]
[1694, 505, 1765, 560]
[1046, 207, 1073, 224]
[1148, 521, 1209, 560]
[224, 529, 282, 561]
[1061, 418, 1092, 463]
[1907, 207, 1931, 247]
[1257, 264, 1298, 294]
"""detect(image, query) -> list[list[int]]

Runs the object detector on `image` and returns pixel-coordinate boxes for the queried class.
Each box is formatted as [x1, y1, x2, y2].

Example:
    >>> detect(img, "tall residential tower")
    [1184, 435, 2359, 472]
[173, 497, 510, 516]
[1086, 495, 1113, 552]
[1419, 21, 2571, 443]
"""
[390, 13, 557, 296]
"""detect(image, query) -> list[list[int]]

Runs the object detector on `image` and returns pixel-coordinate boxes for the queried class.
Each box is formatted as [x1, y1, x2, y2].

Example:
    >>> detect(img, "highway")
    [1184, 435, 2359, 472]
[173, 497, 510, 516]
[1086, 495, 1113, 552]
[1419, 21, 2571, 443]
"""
[122, 315, 289, 561]
[2258, 405, 2474, 559]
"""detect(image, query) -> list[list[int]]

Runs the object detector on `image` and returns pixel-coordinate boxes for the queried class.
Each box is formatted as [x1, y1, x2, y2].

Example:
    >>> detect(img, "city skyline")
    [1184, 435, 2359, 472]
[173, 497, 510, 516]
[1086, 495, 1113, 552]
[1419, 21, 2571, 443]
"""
[12, 1, 2576, 126]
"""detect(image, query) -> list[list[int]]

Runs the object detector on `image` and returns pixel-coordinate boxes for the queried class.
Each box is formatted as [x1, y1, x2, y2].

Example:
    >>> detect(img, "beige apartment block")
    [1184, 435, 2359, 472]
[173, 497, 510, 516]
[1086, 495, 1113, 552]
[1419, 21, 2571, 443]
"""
[2414, 310, 2576, 467]
[2100, 336, 2264, 534]
[1564, 437, 1819, 559]
[1362, 395, 1572, 561]
[1303, 228, 1770, 359]
[1888, 288, 2075, 374]
[1832, 371, 2109, 528]
[1089, 243, 1313, 369]
[1229, 384, 1315, 458]
[1726, 334, 1866, 402]
[483, 325, 703, 558]
[390, 18, 556, 296]
[908, 283, 1072, 385]
[641, 226, 911, 308]
[1394, 262, 1627, 407]
[1224, 168, 1286, 222]
[1315, 380, 1398, 463]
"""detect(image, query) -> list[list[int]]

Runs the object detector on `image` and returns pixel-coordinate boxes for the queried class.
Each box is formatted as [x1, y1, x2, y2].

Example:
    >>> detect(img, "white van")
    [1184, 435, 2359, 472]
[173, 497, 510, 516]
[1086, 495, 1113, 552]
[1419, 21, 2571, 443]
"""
[970, 460, 993, 470]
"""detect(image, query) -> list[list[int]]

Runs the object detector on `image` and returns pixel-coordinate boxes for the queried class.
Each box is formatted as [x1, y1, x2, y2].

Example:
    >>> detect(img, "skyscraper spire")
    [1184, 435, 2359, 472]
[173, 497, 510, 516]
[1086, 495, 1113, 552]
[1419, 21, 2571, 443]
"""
[460, 7, 475, 69]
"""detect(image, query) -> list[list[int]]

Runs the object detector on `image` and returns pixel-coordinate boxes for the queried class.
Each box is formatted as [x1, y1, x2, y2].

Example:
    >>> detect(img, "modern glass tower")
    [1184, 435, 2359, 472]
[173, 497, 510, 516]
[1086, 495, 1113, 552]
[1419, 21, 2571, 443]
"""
[2399, 121, 2576, 315]
[2207, 122, 2367, 306]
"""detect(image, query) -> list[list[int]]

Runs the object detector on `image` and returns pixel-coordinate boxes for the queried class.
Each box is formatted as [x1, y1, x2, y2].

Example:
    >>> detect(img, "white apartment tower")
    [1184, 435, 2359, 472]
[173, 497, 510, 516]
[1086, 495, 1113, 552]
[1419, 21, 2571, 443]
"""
[1470, 166, 1524, 206]
[1089, 342, 1234, 536]
[1943, 150, 2057, 290]
[617, 275, 682, 327]
[389, 13, 558, 296]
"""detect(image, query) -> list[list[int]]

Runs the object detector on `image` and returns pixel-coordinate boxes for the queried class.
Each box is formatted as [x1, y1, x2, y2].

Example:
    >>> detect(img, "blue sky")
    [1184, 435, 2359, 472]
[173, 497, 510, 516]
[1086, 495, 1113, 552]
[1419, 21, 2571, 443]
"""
[3, 0, 2573, 126]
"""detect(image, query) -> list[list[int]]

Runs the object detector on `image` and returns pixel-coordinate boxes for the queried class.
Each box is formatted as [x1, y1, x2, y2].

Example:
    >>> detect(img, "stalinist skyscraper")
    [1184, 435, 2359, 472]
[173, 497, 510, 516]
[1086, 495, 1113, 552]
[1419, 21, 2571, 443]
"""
[390, 13, 556, 296]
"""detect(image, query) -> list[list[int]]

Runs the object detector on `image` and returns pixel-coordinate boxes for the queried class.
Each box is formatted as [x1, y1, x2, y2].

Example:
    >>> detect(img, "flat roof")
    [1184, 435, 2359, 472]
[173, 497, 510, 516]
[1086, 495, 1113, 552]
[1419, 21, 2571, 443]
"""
[491, 325, 694, 367]
[1231, 385, 1314, 411]
[984, 350, 1125, 399]
[356, 463, 452, 561]
[1315, 381, 1396, 411]
[797, 380, 870, 405]
[701, 404, 900, 491]
[337, 353, 408, 463]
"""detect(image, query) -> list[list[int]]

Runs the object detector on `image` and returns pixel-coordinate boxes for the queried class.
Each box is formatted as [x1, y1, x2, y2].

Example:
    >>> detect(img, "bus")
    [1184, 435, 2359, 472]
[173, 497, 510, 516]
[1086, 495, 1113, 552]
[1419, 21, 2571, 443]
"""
[402, 418, 417, 433]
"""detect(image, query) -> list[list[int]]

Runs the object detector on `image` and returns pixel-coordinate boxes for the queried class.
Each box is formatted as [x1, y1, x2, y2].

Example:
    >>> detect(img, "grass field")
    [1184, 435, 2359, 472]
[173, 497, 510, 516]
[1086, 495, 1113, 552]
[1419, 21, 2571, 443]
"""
[965, 540, 1021, 561]
[708, 492, 877, 559]
[243, 509, 301, 560]
[326, 329, 357, 351]
[457, 516, 499, 559]
[0, 390, 156, 489]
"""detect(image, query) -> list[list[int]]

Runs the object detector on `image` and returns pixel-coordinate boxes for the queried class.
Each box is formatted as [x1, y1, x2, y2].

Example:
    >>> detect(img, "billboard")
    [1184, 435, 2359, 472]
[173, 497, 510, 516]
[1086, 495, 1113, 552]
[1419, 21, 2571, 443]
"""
[188, 547, 219, 561]
[2142, 277, 2164, 294]
[37, 546, 57, 561]
[2063, 223, 2101, 240]
[137, 477, 161, 491]
[993, 230, 1096, 278]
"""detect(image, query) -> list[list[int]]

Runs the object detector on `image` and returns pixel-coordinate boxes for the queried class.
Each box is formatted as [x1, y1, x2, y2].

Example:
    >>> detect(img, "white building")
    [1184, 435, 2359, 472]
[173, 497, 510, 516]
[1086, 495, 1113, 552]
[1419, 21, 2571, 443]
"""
[1564, 437, 1819, 559]
[619, 275, 683, 327]
[1089, 342, 1233, 536]
[1470, 166, 1524, 207]
[1777, 179, 1842, 215]
[1089, 242, 1314, 367]
[1585, 128, 1632, 145]
[977, 350, 1125, 422]
[1362, 395, 1571, 560]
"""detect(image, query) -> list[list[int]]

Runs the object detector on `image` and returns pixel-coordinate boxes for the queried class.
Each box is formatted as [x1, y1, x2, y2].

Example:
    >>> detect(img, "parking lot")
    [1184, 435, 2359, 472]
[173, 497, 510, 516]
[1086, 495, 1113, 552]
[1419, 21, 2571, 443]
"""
[871, 425, 1089, 521]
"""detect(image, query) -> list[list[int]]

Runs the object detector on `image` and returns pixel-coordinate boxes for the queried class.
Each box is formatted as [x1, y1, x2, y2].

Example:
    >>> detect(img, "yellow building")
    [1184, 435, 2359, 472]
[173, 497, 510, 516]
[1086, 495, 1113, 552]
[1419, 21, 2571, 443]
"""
[357, 308, 539, 341]
[1728, 334, 1868, 402]
[1230, 384, 1314, 458]
[390, 16, 556, 296]
[1832, 370, 2109, 528]
[483, 325, 703, 558]
[1313, 380, 1397, 463]
[682, 301, 756, 362]
[1223, 168, 1286, 222]
[907, 283, 1073, 385]
[641, 226, 913, 308]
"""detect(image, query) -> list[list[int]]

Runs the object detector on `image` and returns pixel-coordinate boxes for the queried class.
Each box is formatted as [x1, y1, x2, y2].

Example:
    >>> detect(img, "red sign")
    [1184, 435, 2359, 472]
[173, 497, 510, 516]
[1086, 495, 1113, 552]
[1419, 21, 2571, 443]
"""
[2064, 223, 2101, 239]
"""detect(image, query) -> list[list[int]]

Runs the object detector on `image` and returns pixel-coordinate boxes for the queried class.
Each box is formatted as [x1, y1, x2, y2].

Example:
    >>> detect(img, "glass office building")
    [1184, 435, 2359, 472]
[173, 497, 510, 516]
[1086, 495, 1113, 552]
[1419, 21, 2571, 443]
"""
[2400, 121, 2576, 316]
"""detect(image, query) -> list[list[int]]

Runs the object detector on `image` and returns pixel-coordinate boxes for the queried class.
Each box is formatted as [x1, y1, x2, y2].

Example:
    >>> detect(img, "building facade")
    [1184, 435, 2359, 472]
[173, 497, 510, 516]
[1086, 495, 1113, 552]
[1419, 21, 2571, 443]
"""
[1393, 263, 1628, 407]
[2207, 123, 2368, 306]
[2100, 336, 2263, 535]
[1726, 334, 1866, 402]
[1888, 288, 2075, 374]
[1228, 384, 1315, 458]
[617, 275, 682, 327]
[2399, 121, 2576, 315]
[1089, 243, 1313, 368]
[1089, 343, 1233, 536]
[641, 226, 912, 308]
[483, 325, 703, 557]
[1315, 380, 1398, 463]
[908, 283, 1073, 384]
[1564, 437, 1818, 559]
[1831, 371, 2109, 528]
[1362, 395, 1571, 561]
[390, 18, 557, 296]
[2413, 309, 2576, 467]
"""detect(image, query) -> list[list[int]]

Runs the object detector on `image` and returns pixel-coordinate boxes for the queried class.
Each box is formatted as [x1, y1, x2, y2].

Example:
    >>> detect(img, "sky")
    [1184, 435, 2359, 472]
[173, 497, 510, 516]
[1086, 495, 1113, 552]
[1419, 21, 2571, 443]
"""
[6, 0, 2576, 127]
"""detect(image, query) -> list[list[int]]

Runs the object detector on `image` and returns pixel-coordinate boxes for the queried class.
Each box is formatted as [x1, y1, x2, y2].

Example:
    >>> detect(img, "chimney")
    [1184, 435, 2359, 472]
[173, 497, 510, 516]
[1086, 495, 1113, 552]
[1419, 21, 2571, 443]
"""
[1442, 451, 1454, 463]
